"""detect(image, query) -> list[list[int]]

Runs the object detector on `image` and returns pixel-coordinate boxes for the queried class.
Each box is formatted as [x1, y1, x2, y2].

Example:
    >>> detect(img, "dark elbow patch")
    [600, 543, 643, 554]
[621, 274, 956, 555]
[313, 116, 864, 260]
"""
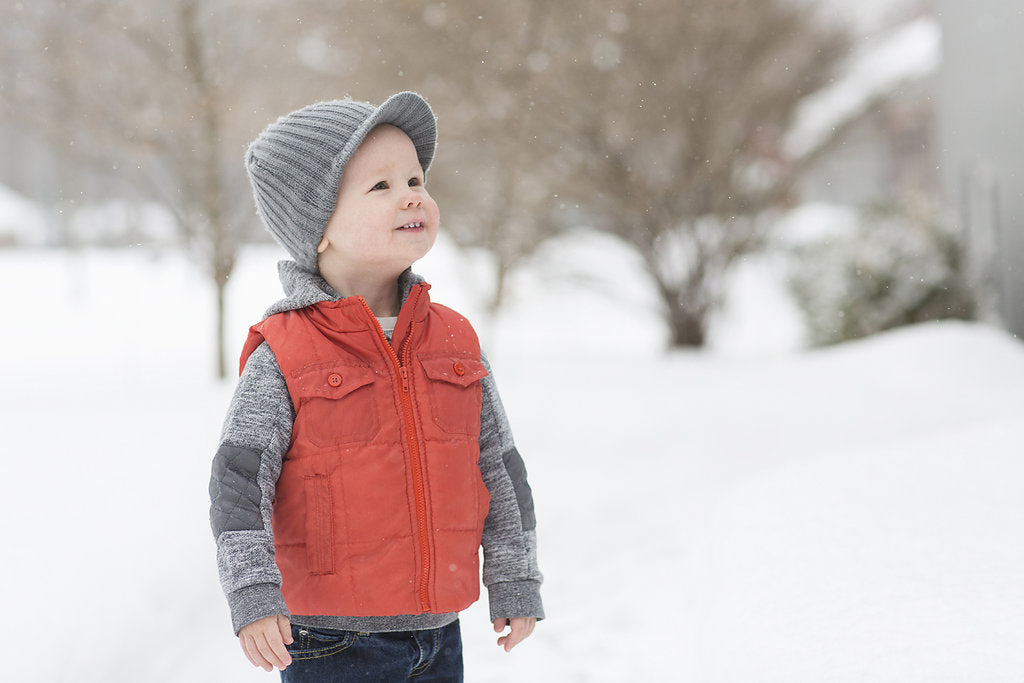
[502, 447, 536, 531]
[209, 445, 265, 536]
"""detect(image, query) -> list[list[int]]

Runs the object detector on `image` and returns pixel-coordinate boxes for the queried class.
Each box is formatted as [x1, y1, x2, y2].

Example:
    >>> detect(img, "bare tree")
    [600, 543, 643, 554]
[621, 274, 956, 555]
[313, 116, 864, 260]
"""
[3, 0, 332, 377]
[546, 0, 851, 346]
[1, 1, 116, 244]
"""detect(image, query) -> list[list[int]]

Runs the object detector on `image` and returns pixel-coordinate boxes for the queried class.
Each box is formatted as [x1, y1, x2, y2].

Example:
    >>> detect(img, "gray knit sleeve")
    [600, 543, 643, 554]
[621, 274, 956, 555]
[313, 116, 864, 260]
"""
[209, 341, 294, 634]
[477, 353, 545, 622]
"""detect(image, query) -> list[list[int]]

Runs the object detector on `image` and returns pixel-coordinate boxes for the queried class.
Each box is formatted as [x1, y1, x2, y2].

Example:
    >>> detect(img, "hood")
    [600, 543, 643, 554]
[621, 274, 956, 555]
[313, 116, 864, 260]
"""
[262, 260, 425, 318]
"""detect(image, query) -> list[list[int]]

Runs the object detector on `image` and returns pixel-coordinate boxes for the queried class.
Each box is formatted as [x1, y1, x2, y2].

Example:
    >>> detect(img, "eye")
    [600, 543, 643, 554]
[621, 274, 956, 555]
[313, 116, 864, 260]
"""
[371, 180, 389, 191]
[408, 177, 422, 187]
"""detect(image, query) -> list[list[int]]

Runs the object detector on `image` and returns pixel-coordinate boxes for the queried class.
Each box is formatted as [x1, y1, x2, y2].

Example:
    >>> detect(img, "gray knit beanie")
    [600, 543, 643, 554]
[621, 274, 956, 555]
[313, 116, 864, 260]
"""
[246, 91, 436, 273]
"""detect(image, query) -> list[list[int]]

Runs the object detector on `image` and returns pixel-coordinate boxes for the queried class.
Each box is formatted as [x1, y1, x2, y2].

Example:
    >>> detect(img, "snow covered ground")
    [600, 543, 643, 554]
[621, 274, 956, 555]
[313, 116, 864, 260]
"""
[2, 234, 1023, 682]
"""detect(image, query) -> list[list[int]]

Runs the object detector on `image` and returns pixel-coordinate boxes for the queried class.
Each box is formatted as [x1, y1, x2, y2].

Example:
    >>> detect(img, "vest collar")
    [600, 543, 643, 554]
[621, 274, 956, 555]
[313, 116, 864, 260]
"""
[300, 282, 432, 343]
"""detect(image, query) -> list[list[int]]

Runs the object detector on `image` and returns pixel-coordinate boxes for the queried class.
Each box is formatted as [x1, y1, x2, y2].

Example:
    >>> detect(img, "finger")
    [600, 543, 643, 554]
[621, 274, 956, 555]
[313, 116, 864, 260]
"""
[268, 628, 294, 670]
[502, 618, 535, 652]
[268, 625, 294, 670]
[241, 633, 273, 671]
[498, 633, 518, 653]
[496, 630, 518, 652]
[255, 629, 292, 671]
[278, 615, 295, 645]
[493, 618, 507, 633]
[501, 629, 519, 653]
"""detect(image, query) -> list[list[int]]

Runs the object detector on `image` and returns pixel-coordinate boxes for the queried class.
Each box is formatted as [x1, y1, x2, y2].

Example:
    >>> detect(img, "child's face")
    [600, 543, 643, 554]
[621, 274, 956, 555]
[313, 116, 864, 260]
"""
[316, 124, 439, 285]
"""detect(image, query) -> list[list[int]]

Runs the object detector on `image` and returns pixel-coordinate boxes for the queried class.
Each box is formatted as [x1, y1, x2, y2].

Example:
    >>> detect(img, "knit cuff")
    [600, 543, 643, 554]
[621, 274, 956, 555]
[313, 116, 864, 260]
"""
[487, 580, 545, 622]
[228, 582, 290, 635]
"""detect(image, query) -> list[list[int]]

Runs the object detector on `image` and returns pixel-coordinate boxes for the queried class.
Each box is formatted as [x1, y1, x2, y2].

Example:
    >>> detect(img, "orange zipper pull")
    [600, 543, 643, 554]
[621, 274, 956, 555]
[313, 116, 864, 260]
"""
[399, 366, 410, 393]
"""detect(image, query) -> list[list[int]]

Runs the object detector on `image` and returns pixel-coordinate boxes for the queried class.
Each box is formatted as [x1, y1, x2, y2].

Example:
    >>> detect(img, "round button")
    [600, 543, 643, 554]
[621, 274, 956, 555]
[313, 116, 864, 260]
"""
[453, 362, 466, 376]
[327, 373, 342, 387]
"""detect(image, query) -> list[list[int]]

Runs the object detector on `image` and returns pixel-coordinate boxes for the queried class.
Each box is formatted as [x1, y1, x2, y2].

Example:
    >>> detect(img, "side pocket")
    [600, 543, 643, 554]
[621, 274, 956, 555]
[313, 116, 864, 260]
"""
[303, 474, 335, 575]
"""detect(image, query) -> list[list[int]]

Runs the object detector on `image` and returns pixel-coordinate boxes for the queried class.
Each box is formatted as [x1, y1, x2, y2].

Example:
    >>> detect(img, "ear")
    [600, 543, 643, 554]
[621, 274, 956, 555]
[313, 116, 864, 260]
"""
[316, 234, 330, 254]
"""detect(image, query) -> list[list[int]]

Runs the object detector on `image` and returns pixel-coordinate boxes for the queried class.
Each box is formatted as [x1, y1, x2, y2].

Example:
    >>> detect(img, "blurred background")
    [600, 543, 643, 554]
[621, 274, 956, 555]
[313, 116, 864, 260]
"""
[3, 0, 1022, 369]
[2, 1, 1023, 681]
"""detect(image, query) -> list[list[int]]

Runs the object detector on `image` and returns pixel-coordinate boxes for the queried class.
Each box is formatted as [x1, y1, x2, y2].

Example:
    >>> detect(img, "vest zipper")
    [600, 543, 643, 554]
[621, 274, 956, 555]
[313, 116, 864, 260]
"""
[358, 289, 432, 613]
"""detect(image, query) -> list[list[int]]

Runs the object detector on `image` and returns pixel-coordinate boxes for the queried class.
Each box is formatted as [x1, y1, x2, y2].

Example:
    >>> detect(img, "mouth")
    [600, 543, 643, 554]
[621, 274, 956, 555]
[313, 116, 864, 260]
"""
[396, 221, 426, 232]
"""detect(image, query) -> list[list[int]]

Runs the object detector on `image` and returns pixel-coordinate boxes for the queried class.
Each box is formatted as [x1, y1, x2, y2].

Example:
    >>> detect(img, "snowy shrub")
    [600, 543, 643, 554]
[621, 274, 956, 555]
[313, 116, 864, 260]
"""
[789, 198, 977, 346]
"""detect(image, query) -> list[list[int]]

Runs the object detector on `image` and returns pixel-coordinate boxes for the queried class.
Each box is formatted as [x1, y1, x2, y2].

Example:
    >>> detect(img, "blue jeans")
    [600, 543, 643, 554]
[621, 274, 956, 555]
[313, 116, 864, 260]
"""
[280, 620, 463, 682]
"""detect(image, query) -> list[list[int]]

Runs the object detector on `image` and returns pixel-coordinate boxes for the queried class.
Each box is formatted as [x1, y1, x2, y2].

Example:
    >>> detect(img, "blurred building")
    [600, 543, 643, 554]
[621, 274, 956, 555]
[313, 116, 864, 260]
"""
[935, 0, 1024, 337]
[797, 2, 1024, 339]
[794, 13, 941, 205]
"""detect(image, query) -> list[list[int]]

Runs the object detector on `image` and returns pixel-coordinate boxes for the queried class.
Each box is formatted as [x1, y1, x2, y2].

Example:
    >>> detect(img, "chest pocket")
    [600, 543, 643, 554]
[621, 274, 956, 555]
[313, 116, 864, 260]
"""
[418, 355, 487, 437]
[289, 362, 381, 447]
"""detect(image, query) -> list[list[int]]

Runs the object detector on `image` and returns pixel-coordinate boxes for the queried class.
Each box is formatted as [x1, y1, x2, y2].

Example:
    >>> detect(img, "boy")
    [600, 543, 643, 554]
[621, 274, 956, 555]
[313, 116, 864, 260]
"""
[209, 92, 544, 681]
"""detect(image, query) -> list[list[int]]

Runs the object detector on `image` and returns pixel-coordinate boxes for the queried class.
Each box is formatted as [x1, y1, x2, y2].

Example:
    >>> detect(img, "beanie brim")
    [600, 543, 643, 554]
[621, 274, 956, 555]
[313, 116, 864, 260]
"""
[331, 91, 437, 188]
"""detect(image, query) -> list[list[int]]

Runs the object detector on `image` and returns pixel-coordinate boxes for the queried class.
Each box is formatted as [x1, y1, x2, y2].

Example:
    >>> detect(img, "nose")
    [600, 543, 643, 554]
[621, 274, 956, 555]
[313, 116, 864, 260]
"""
[404, 192, 423, 209]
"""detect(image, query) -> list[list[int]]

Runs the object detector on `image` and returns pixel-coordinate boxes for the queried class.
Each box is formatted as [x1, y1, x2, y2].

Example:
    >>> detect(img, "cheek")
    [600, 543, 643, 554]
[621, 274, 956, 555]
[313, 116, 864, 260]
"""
[426, 197, 441, 228]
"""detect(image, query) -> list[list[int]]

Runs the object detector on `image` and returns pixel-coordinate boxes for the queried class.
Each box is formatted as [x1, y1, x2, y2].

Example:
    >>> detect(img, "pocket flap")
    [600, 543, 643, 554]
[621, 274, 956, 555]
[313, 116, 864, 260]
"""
[291, 362, 377, 400]
[418, 355, 488, 387]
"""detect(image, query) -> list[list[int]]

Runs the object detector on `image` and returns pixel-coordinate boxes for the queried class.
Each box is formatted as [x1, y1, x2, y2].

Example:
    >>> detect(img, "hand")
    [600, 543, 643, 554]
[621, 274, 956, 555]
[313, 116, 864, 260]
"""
[239, 614, 294, 672]
[492, 617, 536, 653]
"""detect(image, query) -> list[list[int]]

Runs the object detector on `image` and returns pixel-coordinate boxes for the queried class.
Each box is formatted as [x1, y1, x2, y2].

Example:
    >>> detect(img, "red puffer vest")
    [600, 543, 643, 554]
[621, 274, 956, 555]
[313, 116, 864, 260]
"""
[239, 283, 491, 617]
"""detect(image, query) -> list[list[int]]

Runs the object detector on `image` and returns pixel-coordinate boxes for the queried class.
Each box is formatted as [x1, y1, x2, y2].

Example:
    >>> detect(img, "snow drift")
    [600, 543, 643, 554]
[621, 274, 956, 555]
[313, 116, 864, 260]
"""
[1, 239, 1022, 682]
